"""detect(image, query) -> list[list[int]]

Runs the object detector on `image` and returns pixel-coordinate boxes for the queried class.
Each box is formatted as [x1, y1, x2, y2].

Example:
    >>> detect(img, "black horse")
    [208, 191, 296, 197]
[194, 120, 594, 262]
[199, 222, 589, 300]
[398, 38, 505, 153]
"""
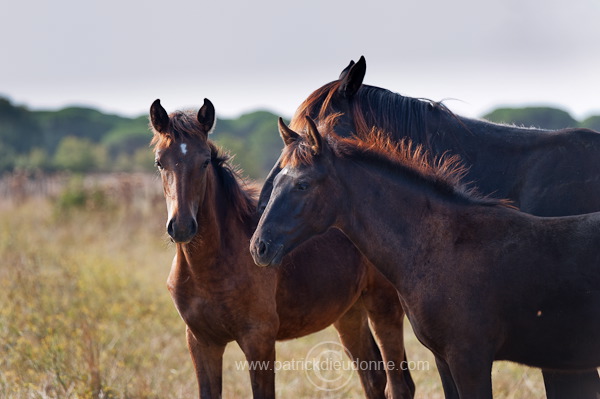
[257, 57, 600, 398]
[251, 117, 600, 399]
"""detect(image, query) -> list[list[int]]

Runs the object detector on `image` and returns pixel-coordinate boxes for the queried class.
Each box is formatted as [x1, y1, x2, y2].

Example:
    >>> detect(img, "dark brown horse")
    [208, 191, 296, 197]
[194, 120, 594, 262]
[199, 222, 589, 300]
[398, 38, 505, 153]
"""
[257, 57, 600, 398]
[149, 99, 414, 399]
[251, 117, 600, 399]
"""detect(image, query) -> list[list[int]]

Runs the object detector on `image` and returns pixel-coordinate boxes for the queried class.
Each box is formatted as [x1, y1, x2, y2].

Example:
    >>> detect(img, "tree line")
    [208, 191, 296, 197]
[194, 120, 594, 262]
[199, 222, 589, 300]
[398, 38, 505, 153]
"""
[1, 96, 599, 179]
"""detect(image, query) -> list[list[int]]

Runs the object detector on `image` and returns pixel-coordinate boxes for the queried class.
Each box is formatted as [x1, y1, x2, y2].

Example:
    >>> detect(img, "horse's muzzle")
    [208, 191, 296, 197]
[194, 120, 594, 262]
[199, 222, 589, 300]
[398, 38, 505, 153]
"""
[167, 217, 198, 244]
[250, 237, 284, 267]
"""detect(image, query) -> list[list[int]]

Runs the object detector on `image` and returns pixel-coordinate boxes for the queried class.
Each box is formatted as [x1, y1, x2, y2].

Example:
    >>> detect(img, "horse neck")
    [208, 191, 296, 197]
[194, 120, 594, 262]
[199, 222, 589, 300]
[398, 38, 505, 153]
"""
[424, 110, 544, 158]
[333, 157, 459, 289]
[360, 94, 550, 199]
[428, 112, 556, 199]
[360, 94, 483, 154]
[178, 167, 253, 274]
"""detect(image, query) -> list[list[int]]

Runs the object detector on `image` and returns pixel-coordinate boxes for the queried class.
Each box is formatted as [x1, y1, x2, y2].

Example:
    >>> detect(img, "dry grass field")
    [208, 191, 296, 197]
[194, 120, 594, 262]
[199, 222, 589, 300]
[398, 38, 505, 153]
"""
[0, 174, 552, 398]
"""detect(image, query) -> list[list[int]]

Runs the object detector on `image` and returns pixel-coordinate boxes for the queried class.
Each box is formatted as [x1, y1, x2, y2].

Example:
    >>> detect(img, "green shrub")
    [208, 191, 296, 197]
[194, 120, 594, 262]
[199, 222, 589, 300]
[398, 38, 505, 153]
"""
[54, 176, 113, 214]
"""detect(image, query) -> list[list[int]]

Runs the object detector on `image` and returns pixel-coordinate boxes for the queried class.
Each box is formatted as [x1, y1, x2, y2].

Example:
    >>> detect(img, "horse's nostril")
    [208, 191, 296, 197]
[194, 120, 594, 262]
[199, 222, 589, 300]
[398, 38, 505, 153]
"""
[190, 219, 198, 236]
[258, 241, 267, 257]
[167, 219, 175, 237]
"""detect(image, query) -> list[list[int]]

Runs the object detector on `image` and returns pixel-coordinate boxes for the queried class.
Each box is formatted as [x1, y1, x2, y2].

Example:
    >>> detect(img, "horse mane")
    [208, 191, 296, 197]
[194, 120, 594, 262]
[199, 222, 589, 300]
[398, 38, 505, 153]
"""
[291, 81, 340, 130]
[281, 119, 511, 208]
[150, 110, 258, 223]
[290, 80, 455, 147]
[208, 142, 258, 223]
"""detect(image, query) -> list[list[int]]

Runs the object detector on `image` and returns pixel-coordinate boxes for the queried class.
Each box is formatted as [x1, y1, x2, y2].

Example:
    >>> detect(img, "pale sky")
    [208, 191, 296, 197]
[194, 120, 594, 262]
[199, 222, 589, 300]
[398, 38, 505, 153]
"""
[2, 0, 600, 121]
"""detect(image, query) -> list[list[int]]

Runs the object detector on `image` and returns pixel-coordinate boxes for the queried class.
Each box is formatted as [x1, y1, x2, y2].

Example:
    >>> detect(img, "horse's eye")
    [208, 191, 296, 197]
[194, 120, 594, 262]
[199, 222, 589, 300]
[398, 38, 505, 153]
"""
[155, 160, 163, 170]
[202, 159, 210, 169]
[296, 181, 309, 191]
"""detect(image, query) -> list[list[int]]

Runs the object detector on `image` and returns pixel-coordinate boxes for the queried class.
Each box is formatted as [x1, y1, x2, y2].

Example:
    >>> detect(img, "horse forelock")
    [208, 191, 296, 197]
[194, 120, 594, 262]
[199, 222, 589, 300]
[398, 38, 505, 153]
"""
[150, 110, 210, 149]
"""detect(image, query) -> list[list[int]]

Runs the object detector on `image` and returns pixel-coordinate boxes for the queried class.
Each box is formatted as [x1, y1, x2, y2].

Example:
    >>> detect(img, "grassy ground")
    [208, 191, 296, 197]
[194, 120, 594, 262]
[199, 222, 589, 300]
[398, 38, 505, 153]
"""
[0, 193, 554, 398]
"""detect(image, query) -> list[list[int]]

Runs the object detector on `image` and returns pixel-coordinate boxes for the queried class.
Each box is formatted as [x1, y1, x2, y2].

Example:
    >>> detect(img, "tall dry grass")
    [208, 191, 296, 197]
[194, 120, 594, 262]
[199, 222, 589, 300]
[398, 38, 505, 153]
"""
[0, 178, 550, 398]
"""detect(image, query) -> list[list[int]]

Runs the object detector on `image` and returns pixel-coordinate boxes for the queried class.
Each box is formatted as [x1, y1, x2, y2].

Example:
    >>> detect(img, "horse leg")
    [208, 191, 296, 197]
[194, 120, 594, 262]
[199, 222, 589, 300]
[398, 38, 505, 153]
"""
[362, 269, 415, 398]
[447, 356, 493, 399]
[186, 328, 226, 399]
[433, 355, 459, 399]
[334, 303, 388, 398]
[542, 370, 600, 399]
[237, 331, 277, 399]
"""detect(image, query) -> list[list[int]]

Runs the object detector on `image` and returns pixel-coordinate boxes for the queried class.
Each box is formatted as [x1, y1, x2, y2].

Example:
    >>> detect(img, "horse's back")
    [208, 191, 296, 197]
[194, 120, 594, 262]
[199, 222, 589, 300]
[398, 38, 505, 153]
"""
[516, 128, 600, 216]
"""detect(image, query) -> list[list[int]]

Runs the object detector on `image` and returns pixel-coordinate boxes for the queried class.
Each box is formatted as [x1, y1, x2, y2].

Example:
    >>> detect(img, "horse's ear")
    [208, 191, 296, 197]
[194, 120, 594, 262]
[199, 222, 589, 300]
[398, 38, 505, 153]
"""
[198, 98, 216, 135]
[304, 116, 322, 155]
[150, 99, 170, 132]
[338, 55, 366, 98]
[278, 117, 299, 146]
[338, 60, 355, 80]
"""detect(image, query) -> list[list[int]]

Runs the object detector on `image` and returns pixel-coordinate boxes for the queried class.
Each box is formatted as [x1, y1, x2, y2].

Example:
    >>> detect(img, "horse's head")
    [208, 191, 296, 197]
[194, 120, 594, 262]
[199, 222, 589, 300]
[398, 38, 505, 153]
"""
[150, 99, 216, 243]
[256, 56, 366, 215]
[251, 117, 341, 267]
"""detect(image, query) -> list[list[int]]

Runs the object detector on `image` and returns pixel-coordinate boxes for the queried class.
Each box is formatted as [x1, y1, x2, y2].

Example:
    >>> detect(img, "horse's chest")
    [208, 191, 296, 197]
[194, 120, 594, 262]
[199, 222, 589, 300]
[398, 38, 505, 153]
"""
[170, 291, 241, 339]
[166, 257, 278, 341]
[175, 297, 235, 335]
[168, 281, 229, 331]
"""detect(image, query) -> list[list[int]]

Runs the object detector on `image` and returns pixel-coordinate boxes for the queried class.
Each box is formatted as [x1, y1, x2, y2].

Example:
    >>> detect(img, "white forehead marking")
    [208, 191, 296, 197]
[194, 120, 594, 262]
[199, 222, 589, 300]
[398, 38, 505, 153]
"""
[180, 143, 187, 155]
[280, 166, 300, 178]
